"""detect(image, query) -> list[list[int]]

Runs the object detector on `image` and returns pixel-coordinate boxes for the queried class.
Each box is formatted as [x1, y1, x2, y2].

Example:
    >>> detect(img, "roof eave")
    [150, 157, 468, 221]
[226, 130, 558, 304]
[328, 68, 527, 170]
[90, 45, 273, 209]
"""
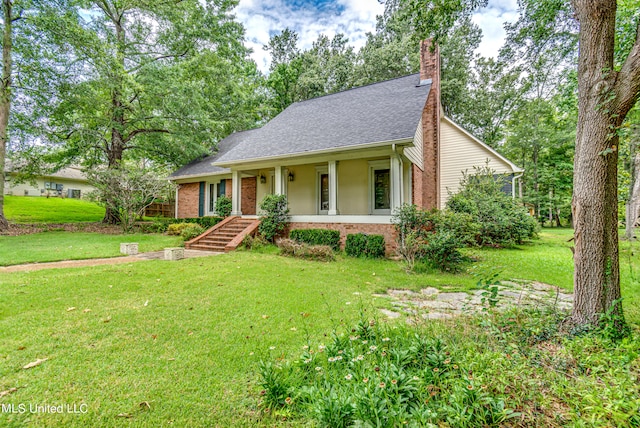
[213, 137, 415, 168]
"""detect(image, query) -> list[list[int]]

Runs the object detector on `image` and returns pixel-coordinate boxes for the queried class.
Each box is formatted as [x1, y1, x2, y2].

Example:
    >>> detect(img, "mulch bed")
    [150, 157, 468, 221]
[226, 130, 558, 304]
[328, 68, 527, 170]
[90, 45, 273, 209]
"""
[1, 222, 123, 236]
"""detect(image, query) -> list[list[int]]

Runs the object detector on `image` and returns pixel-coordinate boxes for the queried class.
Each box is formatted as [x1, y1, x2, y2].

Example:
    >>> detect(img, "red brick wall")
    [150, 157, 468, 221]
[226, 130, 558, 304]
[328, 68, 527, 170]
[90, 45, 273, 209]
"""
[415, 39, 440, 210]
[286, 222, 398, 255]
[177, 182, 200, 218]
[241, 177, 257, 215]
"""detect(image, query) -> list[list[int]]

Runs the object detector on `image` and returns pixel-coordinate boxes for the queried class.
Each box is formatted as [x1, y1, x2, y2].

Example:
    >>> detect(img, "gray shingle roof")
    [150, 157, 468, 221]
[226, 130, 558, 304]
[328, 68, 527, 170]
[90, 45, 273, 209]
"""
[214, 74, 430, 165]
[169, 129, 260, 179]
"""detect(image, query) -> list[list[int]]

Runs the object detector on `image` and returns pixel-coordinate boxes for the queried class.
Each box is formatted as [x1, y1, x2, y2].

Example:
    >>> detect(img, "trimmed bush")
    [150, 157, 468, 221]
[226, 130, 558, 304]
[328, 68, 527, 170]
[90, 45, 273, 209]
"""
[345, 233, 385, 258]
[215, 196, 232, 218]
[183, 216, 223, 229]
[277, 238, 335, 262]
[290, 229, 340, 250]
[259, 194, 289, 242]
[180, 224, 204, 241]
[167, 223, 193, 236]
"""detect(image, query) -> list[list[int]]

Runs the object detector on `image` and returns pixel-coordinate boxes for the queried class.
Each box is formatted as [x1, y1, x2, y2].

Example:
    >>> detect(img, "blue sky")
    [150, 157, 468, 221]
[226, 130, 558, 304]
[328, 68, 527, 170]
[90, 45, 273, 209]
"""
[234, 0, 520, 72]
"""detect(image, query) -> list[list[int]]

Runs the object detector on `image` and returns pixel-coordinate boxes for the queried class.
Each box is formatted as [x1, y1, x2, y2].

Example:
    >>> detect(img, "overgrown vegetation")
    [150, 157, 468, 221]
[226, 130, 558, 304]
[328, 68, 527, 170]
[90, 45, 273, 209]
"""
[447, 166, 539, 247]
[277, 238, 335, 261]
[289, 229, 340, 250]
[258, 194, 289, 242]
[258, 310, 640, 427]
[345, 233, 385, 258]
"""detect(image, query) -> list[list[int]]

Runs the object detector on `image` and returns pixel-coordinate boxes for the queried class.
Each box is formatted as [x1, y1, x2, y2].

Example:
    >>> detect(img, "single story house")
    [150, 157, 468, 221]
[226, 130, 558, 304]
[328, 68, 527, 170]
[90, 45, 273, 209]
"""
[4, 163, 95, 198]
[170, 40, 523, 252]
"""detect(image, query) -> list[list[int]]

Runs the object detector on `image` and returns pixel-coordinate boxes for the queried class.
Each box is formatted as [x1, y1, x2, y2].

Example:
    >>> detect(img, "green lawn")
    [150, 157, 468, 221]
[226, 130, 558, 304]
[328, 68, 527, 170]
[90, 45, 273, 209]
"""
[0, 232, 183, 266]
[0, 230, 638, 426]
[4, 196, 105, 223]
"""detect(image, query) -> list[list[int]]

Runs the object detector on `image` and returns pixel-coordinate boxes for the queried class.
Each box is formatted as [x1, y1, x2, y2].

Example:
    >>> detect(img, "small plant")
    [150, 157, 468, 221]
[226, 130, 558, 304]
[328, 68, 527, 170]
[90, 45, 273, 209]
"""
[215, 195, 232, 218]
[259, 194, 289, 242]
[345, 233, 385, 258]
[475, 271, 502, 310]
[290, 229, 341, 250]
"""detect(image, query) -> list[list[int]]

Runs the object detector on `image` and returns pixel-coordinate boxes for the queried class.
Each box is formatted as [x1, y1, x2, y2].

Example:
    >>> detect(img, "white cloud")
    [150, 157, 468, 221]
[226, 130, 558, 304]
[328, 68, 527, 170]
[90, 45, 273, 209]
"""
[235, 0, 518, 72]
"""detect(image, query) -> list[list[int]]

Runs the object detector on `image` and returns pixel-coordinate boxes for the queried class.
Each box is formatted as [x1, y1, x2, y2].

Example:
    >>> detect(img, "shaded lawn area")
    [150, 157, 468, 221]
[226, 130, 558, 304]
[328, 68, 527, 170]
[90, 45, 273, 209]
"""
[4, 196, 105, 223]
[0, 232, 183, 266]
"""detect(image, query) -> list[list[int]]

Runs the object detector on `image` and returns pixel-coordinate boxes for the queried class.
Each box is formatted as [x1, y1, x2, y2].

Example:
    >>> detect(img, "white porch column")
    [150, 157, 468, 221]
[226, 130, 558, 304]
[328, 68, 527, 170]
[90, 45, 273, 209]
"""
[274, 166, 284, 195]
[231, 170, 242, 216]
[390, 154, 403, 212]
[328, 160, 339, 215]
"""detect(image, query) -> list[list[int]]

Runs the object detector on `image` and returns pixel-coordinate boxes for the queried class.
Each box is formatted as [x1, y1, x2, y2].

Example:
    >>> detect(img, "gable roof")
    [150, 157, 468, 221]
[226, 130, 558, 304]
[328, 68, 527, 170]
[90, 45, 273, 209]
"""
[214, 74, 430, 165]
[169, 129, 260, 180]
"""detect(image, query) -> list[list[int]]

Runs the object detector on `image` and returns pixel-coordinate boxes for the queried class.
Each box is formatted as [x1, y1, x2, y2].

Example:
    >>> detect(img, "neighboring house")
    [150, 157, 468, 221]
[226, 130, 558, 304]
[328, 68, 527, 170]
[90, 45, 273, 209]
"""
[170, 40, 523, 252]
[4, 163, 95, 198]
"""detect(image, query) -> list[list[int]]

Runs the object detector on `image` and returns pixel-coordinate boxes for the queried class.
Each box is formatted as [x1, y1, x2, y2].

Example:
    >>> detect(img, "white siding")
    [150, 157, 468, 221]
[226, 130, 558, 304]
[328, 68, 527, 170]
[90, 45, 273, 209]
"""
[440, 118, 516, 208]
[4, 175, 95, 198]
[404, 119, 424, 170]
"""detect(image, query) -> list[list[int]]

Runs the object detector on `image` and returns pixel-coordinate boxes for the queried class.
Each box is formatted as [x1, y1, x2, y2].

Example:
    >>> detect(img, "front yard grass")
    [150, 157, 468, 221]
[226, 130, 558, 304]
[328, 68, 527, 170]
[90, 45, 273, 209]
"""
[4, 196, 105, 223]
[0, 229, 638, 426]
[0, 232, 183, 266]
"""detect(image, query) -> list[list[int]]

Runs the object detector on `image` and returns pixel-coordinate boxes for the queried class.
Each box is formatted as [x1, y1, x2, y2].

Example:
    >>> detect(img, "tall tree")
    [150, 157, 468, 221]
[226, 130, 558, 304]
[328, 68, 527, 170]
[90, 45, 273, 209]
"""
[26, 1, 259, 223]
[571, 0, 640, 328]
[0, 0, 13, 231]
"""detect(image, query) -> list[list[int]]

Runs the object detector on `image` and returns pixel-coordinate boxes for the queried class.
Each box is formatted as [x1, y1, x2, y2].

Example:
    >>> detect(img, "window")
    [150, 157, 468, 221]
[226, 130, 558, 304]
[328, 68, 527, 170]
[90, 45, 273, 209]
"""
[320, 173, 329, 212]
[209, 183, 216, 212]
[369, 160, 391, 214]
[373, 169, 390, 210]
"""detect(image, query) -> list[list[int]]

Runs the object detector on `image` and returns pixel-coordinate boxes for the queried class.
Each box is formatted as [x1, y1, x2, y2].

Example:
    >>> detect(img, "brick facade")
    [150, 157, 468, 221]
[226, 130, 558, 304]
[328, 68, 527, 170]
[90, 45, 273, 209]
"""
[413, 39, 440, 210]
[177, 182, 200, 218]
[286, 222, 398, 255]
[241, 177, 257, 215]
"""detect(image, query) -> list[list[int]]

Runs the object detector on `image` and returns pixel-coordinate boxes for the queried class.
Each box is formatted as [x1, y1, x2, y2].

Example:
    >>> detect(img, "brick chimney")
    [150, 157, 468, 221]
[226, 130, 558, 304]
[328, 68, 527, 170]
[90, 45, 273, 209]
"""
[412, 39, 441, 210]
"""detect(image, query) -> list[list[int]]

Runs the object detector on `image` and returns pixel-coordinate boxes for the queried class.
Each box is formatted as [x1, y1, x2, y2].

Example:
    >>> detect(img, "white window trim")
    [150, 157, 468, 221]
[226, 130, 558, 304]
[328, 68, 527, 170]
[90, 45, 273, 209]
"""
[315, 165, 328, 215]
[369, 160, 392, 215]
[206, 179, 226, 216]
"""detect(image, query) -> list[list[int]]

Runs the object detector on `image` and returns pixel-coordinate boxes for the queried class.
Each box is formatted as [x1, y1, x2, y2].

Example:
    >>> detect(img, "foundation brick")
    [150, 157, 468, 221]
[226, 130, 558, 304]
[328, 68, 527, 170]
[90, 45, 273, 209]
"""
[286, 222, 398, 255]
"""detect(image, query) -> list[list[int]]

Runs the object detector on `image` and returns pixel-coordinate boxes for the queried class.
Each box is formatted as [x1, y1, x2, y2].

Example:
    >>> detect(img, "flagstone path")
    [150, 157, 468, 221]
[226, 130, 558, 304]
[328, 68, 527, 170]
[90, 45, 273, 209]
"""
[375, 281, 573, 320]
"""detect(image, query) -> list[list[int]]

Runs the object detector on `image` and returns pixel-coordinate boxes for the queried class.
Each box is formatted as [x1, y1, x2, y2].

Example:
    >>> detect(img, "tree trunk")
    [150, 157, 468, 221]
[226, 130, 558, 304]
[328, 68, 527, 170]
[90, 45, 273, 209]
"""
[625, 132, 640, 240]
[0, 0, 12, 232]
[571, 0, 636, 328]
[102, 9, 126, 226]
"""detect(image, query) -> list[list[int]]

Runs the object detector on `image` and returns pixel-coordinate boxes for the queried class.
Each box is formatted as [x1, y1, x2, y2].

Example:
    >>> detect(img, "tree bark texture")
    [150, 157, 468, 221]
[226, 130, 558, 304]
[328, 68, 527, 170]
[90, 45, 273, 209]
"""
[0, 0, 13, 231]
[571, 0, 640, 326]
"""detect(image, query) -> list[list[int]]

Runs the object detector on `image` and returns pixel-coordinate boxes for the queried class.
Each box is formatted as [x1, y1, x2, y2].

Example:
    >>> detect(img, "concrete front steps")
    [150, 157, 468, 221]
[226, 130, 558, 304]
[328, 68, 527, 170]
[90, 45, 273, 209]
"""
[185, 216, 260, 252]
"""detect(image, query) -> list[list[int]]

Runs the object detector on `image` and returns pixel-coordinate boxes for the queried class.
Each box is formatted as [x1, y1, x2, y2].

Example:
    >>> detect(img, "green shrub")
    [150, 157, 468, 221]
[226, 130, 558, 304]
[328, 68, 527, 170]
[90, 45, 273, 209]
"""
[446, 166, 538, 246]
[277, 238, 335, 261]
[289, 229, 341, 250]
[392, 205, 476, 272]
[183, 216, 223, 229]
[167, 223, 192, 236]
[139, 218, 172, 233]
[180, 224, 204, 241]
[215, 196, 232, 218]
[259, 194, 289, 242]
[345, 233, 385, 258]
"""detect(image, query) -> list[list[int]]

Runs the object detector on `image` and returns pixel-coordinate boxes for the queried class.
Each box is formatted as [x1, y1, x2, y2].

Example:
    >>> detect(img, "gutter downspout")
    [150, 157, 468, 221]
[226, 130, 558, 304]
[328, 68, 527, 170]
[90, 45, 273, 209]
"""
[512, 173, 523, 199]
[174, 185, 179, 218]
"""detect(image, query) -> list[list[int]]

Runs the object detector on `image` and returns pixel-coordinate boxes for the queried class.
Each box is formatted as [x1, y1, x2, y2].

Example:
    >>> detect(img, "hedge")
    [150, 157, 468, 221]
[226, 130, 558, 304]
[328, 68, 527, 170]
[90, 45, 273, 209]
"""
[345, 233, 386, 258]
[289, 229, 341, 250]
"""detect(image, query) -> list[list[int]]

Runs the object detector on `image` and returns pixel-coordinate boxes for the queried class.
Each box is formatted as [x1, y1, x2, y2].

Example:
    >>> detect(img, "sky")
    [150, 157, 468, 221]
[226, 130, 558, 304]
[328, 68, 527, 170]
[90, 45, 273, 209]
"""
[234, 0, 520, 72]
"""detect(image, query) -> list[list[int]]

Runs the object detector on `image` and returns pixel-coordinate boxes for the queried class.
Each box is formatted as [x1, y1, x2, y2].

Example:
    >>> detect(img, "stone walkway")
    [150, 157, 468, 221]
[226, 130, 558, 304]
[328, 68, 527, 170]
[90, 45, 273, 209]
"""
[0, 249, 220, 273]
[375, 281, 573, 320]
